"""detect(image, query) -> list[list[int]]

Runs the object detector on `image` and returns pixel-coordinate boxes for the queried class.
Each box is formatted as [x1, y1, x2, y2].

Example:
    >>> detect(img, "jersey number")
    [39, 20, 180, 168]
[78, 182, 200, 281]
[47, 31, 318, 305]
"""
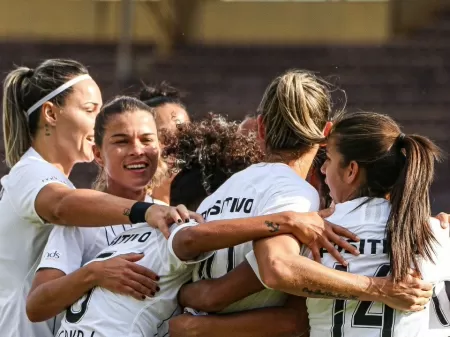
[332, 264, 394, 337]
[66, 288, 94, 324]
[431, 281, 450, 327]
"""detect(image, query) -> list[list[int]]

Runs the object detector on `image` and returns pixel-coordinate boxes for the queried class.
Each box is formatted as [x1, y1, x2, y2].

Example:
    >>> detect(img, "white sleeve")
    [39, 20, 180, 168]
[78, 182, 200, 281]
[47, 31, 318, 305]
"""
[37, 225, 85, 275]
[4, 161, 73, 225]
[167, 222, 214, 270]
[257, 181, 320, 216]
[245, 250, 272, 289]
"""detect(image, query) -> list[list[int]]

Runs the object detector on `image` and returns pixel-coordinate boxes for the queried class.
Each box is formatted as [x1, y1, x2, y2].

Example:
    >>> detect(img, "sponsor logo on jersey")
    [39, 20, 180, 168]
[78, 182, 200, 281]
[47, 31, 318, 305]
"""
[320, 238, 388, 257]
[45, 250, 60, 260]
[201, 197, 254, 219]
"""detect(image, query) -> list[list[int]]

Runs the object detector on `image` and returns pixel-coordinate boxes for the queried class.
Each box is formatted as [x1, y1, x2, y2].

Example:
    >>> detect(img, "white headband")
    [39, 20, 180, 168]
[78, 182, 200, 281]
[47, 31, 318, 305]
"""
[26, 74, 92, 116]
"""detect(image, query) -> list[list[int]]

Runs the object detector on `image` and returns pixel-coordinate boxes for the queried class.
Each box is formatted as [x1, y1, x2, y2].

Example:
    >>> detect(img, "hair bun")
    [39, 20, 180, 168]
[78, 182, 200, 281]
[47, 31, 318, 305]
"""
[139, 81, 181, 102]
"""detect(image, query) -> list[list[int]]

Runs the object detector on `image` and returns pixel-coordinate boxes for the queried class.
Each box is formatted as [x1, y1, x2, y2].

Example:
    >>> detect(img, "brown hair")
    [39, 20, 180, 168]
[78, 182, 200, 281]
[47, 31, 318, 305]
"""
[139, 82, 190, 127]
[2, 59, 89, 167]
[92, 95, 166, 192]
[162, 114, 264, 210]
[329, 111, 442, 282]
[258, 69, 332, 156]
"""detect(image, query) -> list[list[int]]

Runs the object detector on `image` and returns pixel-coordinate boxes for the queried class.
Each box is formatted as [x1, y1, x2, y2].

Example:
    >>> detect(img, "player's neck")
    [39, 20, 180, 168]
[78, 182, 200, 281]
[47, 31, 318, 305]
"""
[105, 181, 147, 202]
[150, 180, 171, 205]
[32, 138, 74, 177]
[265, 147, 318, 180]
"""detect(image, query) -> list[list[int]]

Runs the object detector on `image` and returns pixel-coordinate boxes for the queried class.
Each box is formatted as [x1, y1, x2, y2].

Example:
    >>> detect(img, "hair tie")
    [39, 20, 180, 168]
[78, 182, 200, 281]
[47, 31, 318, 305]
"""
[398, 133, 406, 142]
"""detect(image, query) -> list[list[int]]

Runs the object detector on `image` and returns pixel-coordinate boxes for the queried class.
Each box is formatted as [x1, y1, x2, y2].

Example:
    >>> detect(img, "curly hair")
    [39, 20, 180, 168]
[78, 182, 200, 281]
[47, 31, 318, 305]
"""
[162, 114, 264, 210]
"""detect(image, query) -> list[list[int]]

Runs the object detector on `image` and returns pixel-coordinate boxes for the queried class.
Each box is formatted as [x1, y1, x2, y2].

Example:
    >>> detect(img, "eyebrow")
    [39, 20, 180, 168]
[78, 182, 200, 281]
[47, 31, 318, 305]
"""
[84, 101, 100, 106]
[110, 133, 156, 138]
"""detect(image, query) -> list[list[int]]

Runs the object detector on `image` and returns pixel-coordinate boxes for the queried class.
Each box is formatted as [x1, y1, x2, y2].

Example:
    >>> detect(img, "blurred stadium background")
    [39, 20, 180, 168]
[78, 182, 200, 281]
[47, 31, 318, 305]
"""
[0, 0, 448, 211]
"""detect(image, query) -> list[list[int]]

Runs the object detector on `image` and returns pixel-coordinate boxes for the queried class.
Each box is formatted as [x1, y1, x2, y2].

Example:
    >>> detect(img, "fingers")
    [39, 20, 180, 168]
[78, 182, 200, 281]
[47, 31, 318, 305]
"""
[175, 205, 191, 223]
[121, 285, 149, 301]
[169, 207, 183, 225]
[310, 245, 321, 263]
[434, 212, 449, 229]
[326, 231, 360, 257]
[330, 223, 359, 242]
[127, 279, 156, 298]
[120, 253, 145, 263]
[408, 305, 426, 312]
[129, 262, 160, 281]
[189, 211, 205, 224]
[407, 268, 422, 280]
[321, 240, 347, 266]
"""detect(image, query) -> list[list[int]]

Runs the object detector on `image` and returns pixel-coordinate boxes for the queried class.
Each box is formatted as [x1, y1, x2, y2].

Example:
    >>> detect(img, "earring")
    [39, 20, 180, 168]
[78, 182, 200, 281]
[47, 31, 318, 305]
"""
[45, 124, 51, 136]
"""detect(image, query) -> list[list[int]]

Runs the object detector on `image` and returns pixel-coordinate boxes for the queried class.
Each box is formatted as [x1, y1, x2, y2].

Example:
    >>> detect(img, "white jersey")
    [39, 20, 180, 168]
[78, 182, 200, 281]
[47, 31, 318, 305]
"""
[431, 281, 450, 332]
[0, 148, 75, 337]
[39, 195, 165, 275]
[57, 221, 213, 337]
[194, 163, 320, 313]
[38, 195, 165, 334]
[303, 197, 450, 337]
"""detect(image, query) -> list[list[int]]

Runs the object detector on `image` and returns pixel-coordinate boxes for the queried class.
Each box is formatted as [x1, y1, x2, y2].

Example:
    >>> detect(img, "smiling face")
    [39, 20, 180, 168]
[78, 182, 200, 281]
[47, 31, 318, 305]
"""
[52, 78, 102, 163]
[93, 109, 160, 194]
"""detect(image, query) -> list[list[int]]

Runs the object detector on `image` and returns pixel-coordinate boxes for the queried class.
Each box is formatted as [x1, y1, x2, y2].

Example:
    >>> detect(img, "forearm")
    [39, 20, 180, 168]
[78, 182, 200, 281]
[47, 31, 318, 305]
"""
[26, 265, 98, 322]
[179, 261, 265, 312]
[53, 189, 136, 226]
[173, 213, 293, 260]
[172, 308, 306, 337]
[260, 252, 379, 302]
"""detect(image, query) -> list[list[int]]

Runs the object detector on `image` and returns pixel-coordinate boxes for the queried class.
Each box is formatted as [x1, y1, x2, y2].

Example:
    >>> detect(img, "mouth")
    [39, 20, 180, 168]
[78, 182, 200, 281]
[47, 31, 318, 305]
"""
[124, 162, 149, 171]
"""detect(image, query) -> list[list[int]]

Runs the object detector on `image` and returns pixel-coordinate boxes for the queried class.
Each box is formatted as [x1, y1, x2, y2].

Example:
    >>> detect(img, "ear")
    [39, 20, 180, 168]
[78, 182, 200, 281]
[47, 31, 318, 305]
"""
[323, 121, 333, 137]
[41, 102, 58, 127]
[92, 144, 104, 167]
[320, 121, 333, 147]
[256, 115, 265, 142]
[345, 160, 360, 184]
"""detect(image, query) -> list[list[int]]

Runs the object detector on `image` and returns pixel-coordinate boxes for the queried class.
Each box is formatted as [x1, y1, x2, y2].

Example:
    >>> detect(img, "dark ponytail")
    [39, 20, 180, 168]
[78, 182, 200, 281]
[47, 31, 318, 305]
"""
[387, 134, 442, 282]
[330, 112, 442, 283]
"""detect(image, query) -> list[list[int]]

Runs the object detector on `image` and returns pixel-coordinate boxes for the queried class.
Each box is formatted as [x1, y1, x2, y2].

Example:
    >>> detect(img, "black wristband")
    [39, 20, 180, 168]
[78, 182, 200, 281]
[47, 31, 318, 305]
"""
[129, 202, 154, 224]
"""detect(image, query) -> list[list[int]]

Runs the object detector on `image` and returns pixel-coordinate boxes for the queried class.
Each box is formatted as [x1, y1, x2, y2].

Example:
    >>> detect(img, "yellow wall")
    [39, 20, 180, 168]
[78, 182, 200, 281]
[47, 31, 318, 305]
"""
[0, 0, 391, 44]
[191, 1, 390, 44]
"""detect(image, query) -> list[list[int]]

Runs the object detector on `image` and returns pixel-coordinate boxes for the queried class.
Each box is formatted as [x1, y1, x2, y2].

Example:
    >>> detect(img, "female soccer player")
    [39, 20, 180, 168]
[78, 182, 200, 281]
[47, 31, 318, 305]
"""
[304, 111, 449, 336]
[140, 82, 191, 205]
[0, 59, 199, 337]
[26, 96, 167, 327]
[54, 115, 350, 337]
[168, 70, 435, 337]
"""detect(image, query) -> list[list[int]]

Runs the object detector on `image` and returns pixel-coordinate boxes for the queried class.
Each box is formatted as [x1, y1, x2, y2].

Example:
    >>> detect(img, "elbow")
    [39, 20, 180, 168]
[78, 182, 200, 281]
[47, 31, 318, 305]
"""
[259, 255, 295, 291]
[174, 230, 199, 261]
[26, 299, 44, 323]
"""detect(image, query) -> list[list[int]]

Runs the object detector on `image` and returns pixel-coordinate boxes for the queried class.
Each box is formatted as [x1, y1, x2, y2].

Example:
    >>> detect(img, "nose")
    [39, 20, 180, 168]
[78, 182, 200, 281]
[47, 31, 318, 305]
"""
[130, 140, 145, 156]
[320, 161, 327, 175]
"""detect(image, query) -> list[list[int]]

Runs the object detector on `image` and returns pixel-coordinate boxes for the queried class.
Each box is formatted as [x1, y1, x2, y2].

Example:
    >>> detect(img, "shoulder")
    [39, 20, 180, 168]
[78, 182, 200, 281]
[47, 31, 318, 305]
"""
[4, 155, 71, 189]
